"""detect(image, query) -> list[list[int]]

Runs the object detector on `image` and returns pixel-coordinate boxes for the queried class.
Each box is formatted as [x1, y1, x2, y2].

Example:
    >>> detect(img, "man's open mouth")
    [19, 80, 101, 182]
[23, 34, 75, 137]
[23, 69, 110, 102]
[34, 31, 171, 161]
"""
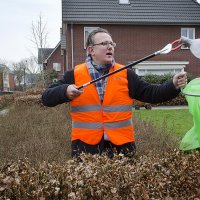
[106, 52, 112, 56]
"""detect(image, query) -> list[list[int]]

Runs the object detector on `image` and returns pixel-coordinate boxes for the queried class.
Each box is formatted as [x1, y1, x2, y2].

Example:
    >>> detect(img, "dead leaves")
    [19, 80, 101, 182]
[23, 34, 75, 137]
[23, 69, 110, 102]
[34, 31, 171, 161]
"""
[0, 150, 200, 199]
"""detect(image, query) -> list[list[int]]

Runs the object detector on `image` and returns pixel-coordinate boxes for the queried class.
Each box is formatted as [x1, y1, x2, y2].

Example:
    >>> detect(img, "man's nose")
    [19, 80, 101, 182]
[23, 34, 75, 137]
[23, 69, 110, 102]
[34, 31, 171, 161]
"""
[107, 43, 113, 49]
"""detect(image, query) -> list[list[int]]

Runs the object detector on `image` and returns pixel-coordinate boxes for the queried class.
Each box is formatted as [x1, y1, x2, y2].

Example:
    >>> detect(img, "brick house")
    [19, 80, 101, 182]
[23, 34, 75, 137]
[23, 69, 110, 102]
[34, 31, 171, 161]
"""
[44, 0, 200, 78]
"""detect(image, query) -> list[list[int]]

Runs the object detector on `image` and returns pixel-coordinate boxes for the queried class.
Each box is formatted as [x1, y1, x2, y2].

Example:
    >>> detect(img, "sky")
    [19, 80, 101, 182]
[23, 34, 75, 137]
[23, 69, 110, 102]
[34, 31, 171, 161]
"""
[0, 0, 61, 64]
[1, 0, 200, 65]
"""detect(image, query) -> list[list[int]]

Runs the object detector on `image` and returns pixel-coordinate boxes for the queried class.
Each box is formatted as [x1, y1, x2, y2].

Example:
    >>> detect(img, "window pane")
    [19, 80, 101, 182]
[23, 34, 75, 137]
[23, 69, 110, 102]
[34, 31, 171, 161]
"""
[189, 29, 194, 39]
[53, 63, 61, 71]
[85, 31, 89, 45]
[181, 29, 187, 37]
[84, 27, 99, 49]
[181, 28, 195, 39]
[181, 28, 195, 48]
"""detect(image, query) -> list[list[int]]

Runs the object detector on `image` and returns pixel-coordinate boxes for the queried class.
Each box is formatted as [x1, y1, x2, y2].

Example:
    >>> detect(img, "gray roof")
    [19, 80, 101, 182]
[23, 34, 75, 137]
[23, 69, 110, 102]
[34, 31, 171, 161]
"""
[62, 0, 200, 24]
[38, 48, 54, 64]
[0, 64, 10, 73]
[44, 42, 61, 63]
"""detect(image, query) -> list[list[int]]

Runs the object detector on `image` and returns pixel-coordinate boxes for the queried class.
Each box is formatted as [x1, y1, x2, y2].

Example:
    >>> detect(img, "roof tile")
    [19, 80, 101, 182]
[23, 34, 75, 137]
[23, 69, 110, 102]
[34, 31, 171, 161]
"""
[62, 0, 200, 24]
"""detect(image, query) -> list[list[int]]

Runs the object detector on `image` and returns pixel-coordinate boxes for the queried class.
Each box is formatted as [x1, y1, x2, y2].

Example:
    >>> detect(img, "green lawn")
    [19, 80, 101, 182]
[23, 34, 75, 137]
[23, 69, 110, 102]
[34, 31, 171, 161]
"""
[134, 109, 193, 136]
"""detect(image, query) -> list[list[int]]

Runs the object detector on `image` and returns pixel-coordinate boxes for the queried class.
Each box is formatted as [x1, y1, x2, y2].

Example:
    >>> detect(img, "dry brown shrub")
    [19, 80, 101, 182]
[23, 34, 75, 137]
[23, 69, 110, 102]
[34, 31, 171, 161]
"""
[13, 87, 44, 107]
[14, 94, 42, 106]
[0, 150, 200, 199]
[0, 86, 45, 109]
[1, 102, 198, 199]
[0, 104, 71, 164]
[24, 87, 44, 95]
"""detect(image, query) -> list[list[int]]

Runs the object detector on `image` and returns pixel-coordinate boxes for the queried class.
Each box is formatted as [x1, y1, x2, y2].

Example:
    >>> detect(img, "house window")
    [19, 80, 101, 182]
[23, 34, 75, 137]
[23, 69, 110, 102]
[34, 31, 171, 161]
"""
[181, 28, 195, 49]
[53, 63, 61, 72]
[119, 0, 130, 4]
[84, 27, 99, 49]
[4, 83, 9, 91]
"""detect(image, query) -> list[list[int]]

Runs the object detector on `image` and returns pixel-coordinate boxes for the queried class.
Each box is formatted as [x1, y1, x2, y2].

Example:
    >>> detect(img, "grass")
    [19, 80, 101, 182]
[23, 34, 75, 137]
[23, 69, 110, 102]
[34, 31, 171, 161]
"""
[134, 108, 193, 136]
[0, 103, 181, 165]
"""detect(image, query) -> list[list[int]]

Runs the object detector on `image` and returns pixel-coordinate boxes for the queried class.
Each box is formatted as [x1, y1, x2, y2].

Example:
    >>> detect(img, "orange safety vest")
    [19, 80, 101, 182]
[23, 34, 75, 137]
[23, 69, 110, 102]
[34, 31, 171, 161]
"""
[70, 63, 134, 145]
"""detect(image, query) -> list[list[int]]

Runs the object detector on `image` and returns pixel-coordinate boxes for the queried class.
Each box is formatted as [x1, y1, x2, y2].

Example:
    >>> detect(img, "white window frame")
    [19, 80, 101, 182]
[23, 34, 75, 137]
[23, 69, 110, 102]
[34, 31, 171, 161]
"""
[133, 61, 188, 76]
[84, 27, 99, 49]
[181, 28, 195, 49]
[119, 0, 130, 4]
[53, 63, 61, 72]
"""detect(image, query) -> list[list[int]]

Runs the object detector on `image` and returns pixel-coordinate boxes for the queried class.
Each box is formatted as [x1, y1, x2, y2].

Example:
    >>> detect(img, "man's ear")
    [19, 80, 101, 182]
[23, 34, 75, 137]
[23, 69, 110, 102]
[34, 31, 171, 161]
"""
[87, 46, 95, 56]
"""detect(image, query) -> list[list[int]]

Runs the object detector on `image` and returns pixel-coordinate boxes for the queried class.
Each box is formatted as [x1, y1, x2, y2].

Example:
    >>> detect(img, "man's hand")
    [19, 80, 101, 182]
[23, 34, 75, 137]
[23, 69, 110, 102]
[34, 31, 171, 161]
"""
[173, 71, 187, 89]
[66, 84, 83, 100]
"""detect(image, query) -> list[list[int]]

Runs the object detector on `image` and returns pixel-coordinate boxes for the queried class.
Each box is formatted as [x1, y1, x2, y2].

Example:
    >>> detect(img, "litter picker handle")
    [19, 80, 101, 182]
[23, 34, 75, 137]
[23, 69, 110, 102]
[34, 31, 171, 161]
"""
[77, 52, 156, 90]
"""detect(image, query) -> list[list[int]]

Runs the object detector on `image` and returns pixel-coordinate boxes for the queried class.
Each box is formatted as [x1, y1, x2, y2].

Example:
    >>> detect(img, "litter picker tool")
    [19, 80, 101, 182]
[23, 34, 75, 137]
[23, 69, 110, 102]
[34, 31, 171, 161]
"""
[77, 37, 200, 90]
[181, 36, 200, 59]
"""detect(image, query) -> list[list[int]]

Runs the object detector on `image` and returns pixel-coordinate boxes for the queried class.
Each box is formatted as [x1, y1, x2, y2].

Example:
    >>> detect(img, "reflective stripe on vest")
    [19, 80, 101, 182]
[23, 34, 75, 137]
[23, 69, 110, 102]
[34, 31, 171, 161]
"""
[72, 121, 102, 129]
[71, 104, 102, 112]
[104, 105, 132, 112]
[71, 105, 132, 113]
[105, 119, 132, 129]
[72, 119, 132, 130]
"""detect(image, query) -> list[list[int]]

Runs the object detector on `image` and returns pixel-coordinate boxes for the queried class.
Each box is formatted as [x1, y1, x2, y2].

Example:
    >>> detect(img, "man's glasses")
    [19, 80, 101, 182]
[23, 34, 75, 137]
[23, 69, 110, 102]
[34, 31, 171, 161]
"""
[92, 41, 116, 48]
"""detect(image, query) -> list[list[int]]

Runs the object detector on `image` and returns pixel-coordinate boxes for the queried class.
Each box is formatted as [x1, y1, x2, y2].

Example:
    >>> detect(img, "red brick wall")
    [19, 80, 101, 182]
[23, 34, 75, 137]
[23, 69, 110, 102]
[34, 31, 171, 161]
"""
[46, 44, 66, 79]
[0, 73, 3, 91]
[9, 73, 15, 91]
[66, 24, 200, 77]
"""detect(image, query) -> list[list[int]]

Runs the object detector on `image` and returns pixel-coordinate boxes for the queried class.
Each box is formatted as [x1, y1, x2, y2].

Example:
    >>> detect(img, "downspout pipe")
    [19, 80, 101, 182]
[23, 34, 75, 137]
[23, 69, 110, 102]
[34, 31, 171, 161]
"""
[71, 23, 74, 68]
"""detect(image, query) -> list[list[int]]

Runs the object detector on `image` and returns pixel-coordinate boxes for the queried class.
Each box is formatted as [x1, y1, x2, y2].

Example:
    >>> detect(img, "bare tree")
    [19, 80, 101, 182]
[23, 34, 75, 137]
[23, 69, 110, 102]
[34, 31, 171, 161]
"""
[13, 60, 27, 90]
[0, 58, 7, 65]
[22, 57, 40, 85]
[29, 13, 49, 73]
[22, 57, 39, 75]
